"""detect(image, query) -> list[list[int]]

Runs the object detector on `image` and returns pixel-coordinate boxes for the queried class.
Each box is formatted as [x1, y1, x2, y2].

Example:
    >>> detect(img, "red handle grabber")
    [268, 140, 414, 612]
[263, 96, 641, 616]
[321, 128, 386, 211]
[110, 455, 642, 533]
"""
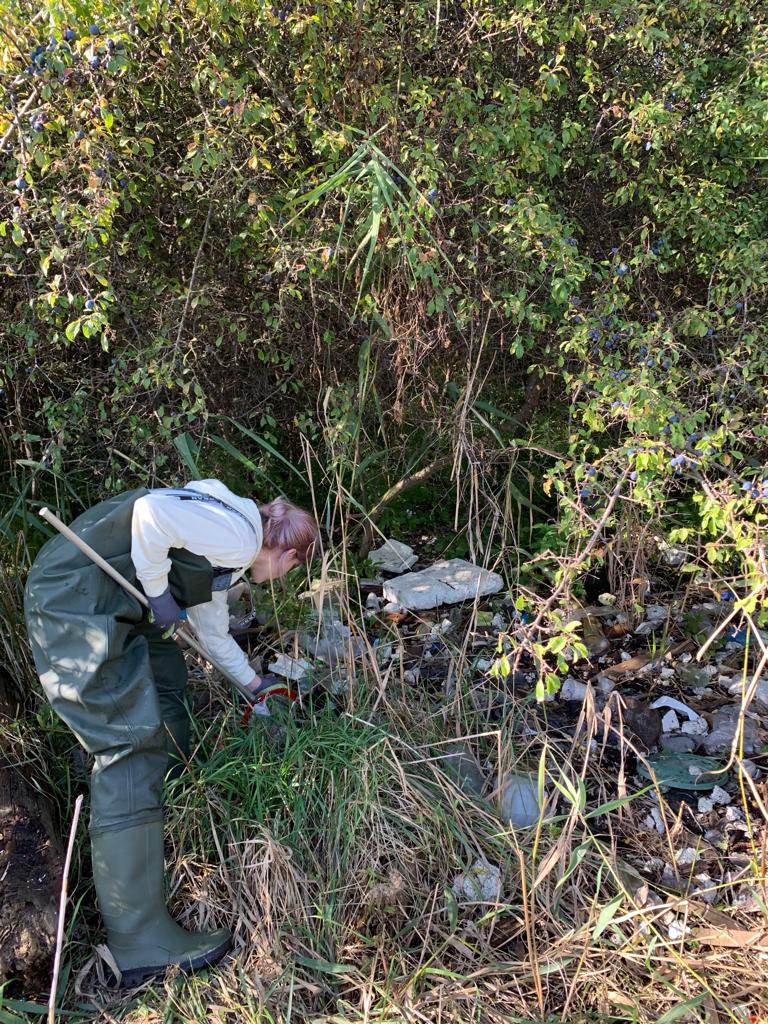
[239, 676, 298, 728]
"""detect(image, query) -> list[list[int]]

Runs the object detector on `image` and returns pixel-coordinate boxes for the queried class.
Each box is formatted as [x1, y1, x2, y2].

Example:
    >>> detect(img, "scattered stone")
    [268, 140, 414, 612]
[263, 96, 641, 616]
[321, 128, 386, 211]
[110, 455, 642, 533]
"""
[441, 741, 486, 797]
[598, 593, 617, 606]
[681, 718, 709, 737]
[698, 797, 714, 813]
[702, 706, 759, 755]
[710, 785, 731, 806]
[739, 759, 760, 780]
[500, 774, 544, 828]
[661, 710, 681, 733]
[692, 873, 717, 903]
[382, 559, 503, 611]
[660, 734, 698, 753]
[675, 847, 699, 867]
[475, 658, 493, 673]
[365, 592, 381, 611]
[581, 616, 610, 656]
[369, 539, 418, 573]
[403, 668, 420, 685]
[616, 695, 662, 748]
[595, 674, 615, 696]
[267, 653, 312, 681]
[452, 859, 502, 902]
[561, 677, 588, 701]
[645, 604, 669, 623]
[659, 666, 676, 680]
[491, 612, 506, 631]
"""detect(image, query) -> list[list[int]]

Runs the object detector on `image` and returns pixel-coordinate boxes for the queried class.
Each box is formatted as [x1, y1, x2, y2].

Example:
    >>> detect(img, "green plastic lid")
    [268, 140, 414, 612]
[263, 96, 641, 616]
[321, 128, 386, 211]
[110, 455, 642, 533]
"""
[638, 752, 726, 791]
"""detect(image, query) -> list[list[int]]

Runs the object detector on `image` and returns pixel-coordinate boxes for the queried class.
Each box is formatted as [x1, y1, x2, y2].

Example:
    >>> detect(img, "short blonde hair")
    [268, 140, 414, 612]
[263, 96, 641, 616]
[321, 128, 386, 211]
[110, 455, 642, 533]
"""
[258, 498, 320, 564]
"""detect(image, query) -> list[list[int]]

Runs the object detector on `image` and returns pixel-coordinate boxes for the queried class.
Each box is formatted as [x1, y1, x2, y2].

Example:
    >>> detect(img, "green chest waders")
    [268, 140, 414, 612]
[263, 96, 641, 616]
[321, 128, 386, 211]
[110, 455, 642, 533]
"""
[24, 489, 232, 986]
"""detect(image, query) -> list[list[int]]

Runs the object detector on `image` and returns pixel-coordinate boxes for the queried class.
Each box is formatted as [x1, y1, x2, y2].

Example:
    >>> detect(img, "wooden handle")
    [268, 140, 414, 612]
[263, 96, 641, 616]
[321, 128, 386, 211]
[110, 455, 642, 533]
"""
[38, 507, 257, 706]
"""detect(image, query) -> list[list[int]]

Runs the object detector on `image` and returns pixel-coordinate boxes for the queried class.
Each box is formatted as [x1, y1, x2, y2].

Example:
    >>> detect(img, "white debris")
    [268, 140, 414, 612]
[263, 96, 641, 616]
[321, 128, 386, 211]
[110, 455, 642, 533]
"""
[561, 677, 588, 701]
[382, 558, 504, 611]
[620, 651, 633, 662]
[675, 847, 700, 867]
[667, 919, 690, 941]
[369, 539, 418, 573]
[661, 710, 681, 733]
[643, 806, 665, 834]
[650, 696, 702, 722]
[267, 653, 312, 681]
[365, 592, 381, 610]
[452, 859, 502, 902]
[710, 785, 731, 806]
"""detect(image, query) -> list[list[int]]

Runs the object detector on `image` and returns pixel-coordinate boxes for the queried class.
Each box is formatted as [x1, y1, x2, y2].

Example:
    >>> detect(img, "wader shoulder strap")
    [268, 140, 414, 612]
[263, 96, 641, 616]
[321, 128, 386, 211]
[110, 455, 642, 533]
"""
[149, 487, 259, 539]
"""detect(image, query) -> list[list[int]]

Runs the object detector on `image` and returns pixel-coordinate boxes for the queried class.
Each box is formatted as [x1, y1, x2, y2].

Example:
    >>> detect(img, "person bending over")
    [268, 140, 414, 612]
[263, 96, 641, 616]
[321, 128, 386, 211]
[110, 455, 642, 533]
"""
[25, 478, 319, 987]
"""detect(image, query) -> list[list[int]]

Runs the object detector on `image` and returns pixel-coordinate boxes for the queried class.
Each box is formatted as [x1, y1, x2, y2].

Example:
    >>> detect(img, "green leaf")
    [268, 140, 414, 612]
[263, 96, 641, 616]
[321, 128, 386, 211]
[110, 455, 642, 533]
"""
[174, 432, 202, 479]
[65, 319, 81, 341]
[653, 995, 707, 1024]
[591, 893, 623, 941]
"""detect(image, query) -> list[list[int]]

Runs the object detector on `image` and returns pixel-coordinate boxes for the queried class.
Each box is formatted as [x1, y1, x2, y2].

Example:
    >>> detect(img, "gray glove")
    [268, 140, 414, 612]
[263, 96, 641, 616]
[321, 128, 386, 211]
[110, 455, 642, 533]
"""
[147, 587, 187, 633]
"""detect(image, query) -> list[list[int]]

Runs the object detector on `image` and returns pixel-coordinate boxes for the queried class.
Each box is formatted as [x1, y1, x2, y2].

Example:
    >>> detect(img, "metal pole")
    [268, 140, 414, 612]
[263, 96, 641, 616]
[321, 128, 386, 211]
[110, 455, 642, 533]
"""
[39, 507, 256, 706]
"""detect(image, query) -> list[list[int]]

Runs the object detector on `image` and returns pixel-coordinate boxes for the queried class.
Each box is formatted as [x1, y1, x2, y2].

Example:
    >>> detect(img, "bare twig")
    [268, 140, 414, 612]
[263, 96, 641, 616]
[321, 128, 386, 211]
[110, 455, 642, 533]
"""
[48, 793, 83, 1024]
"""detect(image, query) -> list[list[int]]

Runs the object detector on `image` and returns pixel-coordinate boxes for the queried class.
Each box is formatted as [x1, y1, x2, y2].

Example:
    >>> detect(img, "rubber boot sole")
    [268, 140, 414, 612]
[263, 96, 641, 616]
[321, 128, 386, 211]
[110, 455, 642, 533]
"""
[113, 934, 233, 989]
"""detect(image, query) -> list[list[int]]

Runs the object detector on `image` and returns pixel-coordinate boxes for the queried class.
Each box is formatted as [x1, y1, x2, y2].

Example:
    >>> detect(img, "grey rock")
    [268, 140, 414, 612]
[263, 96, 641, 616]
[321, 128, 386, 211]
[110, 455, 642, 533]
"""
[701, 705, 760, 755]
[382, 558, 504, 611]
[660, 734, 698, 753]
[369, 538, 418, 573]
[440, 742, 486, 796]
[452, 859, 502, 902]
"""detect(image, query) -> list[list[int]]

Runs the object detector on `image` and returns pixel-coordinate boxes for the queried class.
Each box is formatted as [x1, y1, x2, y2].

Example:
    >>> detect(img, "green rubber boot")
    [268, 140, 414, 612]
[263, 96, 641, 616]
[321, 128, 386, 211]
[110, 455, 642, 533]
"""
[163, 715, 191, 782]
[91, 821, 232, 988]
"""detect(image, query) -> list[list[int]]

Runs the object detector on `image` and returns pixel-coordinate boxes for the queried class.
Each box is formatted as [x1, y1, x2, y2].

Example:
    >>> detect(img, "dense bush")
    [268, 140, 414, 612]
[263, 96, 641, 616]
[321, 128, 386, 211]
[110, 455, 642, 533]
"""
[1, 0, 767, 587]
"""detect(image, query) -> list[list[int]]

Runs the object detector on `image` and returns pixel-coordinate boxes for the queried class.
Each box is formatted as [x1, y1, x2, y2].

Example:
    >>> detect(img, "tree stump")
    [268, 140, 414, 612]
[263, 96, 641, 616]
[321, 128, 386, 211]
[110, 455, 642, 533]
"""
[0, 667, 64, 989]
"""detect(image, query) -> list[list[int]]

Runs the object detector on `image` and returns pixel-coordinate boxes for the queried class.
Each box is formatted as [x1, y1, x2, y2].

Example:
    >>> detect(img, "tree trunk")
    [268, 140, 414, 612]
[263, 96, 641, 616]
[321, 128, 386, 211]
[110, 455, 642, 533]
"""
[0, 667, 63, 989]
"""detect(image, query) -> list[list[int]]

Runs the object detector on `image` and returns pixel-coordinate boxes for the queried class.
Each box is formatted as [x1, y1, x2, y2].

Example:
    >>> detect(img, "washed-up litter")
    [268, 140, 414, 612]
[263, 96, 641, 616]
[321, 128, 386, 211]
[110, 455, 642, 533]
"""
[638, 752, 724, 791]
[500, 773, 545, 828]
[382, 558, 503, 611]
[267, 653, 312, 681]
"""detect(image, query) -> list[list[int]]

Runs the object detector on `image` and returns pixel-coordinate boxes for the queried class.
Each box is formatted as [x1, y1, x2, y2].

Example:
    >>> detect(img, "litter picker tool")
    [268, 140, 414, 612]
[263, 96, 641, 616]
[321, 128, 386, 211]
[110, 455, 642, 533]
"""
[38, 506, 291, 715]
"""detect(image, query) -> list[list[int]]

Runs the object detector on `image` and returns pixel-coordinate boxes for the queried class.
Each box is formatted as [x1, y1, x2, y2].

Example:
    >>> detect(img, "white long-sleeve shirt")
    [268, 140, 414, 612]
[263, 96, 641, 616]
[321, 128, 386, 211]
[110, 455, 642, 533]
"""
[131, 479, 263, 686]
